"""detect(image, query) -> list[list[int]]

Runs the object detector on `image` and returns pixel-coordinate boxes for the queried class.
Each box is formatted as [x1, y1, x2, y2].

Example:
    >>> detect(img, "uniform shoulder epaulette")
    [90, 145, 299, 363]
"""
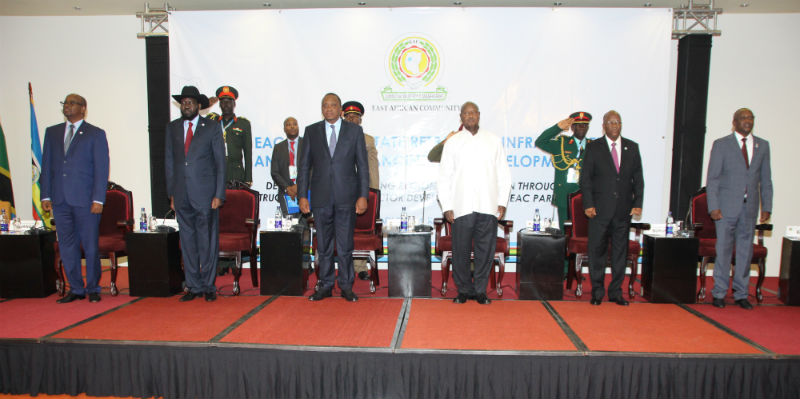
[237, 116, 249, 122]
[206, 112, 220, 120]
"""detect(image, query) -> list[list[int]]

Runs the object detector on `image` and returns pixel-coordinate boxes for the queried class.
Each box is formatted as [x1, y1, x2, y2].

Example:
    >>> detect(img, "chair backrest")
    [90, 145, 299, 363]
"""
[690, 187, 716, 239]
[99, 182, 133, 236]
[568, 191, 589, 238]
[220, 188, 258, 234]
[354, 188, 380, 234]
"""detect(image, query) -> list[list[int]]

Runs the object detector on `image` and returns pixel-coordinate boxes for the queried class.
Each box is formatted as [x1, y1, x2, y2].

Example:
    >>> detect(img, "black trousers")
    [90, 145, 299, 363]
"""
[452, 212, 497, 296]
[314, 202, 356, 292]
[587, 214, 630, 300]
[175, 196, 219, 295]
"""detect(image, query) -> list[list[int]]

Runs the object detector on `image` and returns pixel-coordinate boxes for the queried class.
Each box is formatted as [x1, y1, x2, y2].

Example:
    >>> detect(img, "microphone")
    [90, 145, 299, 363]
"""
[155, 208, 177, 233]
[413, 190, 433, 232]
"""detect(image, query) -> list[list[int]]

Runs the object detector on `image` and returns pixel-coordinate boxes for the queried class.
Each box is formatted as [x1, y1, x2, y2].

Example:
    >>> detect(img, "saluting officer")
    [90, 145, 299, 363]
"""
[207, 86, 253, 186]
[534, 111, 593, 231]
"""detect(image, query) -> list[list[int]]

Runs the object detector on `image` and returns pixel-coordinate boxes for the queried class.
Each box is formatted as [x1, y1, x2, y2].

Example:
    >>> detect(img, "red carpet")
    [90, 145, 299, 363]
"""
[401, 298, 575, 351]
[0, 293, 134, 339]
[222, 296, 403, 347]
[551, 301, 762, 354]
[687, 304, 800, 355]
[52, 296, 265, 342]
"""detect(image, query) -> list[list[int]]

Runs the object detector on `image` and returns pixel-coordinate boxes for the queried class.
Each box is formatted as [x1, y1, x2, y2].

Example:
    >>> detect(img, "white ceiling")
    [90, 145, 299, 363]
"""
[1, 0, 799, 16]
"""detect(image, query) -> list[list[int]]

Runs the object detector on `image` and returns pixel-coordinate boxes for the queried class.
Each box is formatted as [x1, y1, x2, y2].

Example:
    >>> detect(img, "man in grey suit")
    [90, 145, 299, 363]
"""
[271, 117, 303, 216]
[706, 108, 772, 310]
[165, 86, 226, 302]
[298, 93, 369, 302]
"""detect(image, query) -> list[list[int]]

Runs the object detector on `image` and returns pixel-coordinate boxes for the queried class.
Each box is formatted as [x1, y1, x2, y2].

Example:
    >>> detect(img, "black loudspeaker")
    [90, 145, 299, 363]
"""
[146, 36, 171, 218]
[670, 34, 712, 220]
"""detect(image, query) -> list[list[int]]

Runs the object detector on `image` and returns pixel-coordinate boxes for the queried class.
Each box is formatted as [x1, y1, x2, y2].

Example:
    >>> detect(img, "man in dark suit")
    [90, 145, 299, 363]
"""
[297, 93, 369, 302]
[165, 86, 226, 302]
[41, 93, 110, 304]
[271, 116, 303, 216]
[580, 110, 644, 306]
[706, 108, 772, 310]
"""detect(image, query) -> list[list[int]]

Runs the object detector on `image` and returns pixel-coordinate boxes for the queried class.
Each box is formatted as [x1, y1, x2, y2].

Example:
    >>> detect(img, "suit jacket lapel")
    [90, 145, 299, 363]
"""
[65, 122, 86, 157]
[597, 138, 616, 174]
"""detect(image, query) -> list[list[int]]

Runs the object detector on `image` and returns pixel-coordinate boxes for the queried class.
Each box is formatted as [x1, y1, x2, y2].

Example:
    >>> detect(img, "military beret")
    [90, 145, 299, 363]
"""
[216, 86, 238, 100]
[342, 101, 365, 116]
[569, 111, 592, 124]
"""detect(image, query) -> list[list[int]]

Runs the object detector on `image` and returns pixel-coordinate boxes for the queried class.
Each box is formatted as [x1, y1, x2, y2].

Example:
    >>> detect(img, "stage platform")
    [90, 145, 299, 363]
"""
[1, 268, 800, 398]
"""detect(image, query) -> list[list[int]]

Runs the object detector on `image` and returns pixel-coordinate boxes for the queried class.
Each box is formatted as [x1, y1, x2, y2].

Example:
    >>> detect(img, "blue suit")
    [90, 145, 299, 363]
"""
[40, 121, 110, 296]
[165, 116, 226, 295]
[297, 119, 369, 291]
[706, 133, 772, 300]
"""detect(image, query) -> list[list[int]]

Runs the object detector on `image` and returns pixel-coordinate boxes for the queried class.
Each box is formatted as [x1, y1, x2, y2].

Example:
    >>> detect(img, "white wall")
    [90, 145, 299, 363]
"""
[705, 13, 800, 276]
[0, 16, 149, 219]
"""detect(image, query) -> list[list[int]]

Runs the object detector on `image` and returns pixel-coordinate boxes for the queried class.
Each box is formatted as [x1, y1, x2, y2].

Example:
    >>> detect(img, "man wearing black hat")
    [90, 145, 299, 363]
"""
[206, 86, 252, 186]
[165, 86, 226, 302]
[342, 100, 379, 281]
[297, 93, 369, 302]
[535, 112, 593, 232]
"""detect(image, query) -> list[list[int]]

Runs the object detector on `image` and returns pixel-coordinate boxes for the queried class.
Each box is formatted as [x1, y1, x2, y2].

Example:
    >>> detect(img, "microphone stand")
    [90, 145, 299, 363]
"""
[413, 190, 433, 232]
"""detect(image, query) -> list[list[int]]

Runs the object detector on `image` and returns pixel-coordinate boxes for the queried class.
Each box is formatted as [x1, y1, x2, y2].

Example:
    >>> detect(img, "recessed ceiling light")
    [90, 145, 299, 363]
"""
[262, 2, 271, 6]
[358, 1, 366, 5]
[553, 2, 563, 6]
[73, 5, 81, 10]
[644, 2, 652, 6]
[453, 1, 462, 4]
[740, 2, 749, 7]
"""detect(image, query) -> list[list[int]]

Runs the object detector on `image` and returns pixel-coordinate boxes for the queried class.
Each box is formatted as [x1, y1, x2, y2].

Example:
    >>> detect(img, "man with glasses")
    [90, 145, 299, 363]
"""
[40, 94, 110, 304]
[580, 110, 643, 307]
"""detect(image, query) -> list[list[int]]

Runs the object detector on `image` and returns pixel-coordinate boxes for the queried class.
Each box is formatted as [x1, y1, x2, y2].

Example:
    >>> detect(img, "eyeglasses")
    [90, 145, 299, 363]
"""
[60, 100, 85, 107]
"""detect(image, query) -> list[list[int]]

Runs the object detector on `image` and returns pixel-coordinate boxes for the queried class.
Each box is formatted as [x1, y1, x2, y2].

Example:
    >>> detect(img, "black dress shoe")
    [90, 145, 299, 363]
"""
[309, 289, 332, 301]
[358, 271, 370, 281]
[179, 292, 198, 302]
[712, 298, 726, 308]
[453, 293, 469, 304]
[590, 298, 602, 306]
[88, 293, 101, 303]
[57, 292, 85, 304]
[735, 299, 753, 310]
[612, 298, 630, 306]
[340, 289, 359, 302]
[475, 293, 491, 305]
[205, 291, 217, 302]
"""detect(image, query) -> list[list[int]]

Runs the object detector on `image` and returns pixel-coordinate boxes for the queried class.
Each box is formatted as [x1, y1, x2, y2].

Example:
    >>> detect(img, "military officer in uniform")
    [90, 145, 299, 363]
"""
[535, 111, 593, 231]
[207, 86, 253, 186]
[342, 101, 379, 281]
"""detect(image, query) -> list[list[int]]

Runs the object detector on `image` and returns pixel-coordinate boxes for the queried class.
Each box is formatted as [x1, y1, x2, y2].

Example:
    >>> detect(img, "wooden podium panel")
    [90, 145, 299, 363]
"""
[260, 229, 308, 296]
[641, 234, 699, 303]
[0, 231, 57, 298]
[388, 231, 431, 298]
[126, 231, 184, 297]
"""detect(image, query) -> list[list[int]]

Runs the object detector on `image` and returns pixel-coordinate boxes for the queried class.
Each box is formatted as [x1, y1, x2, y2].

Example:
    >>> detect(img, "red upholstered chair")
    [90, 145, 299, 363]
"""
[688, 187, 771, 303]
[434, 217, 513, 297]
[310, 188, 382, 293]
[564, 191, 648, 299]
[218, 182, 260, 295]
[55, 181, 133, 296]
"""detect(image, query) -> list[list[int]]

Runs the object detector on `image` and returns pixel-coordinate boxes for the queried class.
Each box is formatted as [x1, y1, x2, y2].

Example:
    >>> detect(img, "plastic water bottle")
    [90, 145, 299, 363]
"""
[0, 209, 8, 233]
[139, 208, 148, 232]
[400, 206, 408, 232]
[274, 207, 282, 230]
[665, 211, 674, 237]
[533, 208, 541, 232]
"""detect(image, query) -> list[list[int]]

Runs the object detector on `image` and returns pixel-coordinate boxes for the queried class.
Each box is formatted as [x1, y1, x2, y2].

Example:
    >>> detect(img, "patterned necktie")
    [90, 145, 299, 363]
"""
[329, 124, 337, 156]
[611, 142, 620, 173]
[64, 124, 75, 155]
[289, 140, 295, 166]
[184, 121, 194, 156]
[741, 138, 749, 169]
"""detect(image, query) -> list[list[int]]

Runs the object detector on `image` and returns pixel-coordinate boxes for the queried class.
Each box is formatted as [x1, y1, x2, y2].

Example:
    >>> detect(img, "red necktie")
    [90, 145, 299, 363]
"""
[289, 140, 295, 166]
[741, 138, 749, 169]
[184, 121, 193, 156]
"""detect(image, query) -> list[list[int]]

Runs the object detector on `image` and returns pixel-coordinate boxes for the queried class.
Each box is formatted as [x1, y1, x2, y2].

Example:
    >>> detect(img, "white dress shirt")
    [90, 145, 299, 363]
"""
[64, 119, 84, 146]
[325, 118, 342, 145]
[605, 135, 622, 167]
[438, 129, 512, 219]
[183, 115, 200, 141]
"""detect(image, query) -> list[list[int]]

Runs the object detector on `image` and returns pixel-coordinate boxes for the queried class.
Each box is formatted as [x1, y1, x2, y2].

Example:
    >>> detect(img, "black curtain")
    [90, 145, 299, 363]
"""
[145, 36, 170, 218]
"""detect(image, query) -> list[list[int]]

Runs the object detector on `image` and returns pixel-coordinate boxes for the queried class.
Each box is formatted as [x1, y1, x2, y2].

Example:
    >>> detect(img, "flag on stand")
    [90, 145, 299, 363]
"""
[29, 83, 51, 228]
[0, 116, 15, 218]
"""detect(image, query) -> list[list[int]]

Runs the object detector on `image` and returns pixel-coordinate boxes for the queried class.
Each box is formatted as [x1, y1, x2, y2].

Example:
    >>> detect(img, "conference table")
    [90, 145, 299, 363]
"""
[125, 230, 184, 297]
[515, 230, 566, 300]
[641, 233, 699, 303]
[259, 225, 311, 296]
[387, 229, 431, 298]
[0, 230, 57, 298]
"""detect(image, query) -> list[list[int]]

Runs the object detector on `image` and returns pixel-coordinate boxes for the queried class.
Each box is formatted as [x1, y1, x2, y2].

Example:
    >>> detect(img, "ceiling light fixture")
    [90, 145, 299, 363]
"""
[553, 2, 563, 6]
[644, 2, 652, 6]
[262, 2, 271, 6]
[73, 5, 81, 11]
[358, 1, 366, 5]
[740, 2, 749, 7]
[453, 1, 462, 5]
